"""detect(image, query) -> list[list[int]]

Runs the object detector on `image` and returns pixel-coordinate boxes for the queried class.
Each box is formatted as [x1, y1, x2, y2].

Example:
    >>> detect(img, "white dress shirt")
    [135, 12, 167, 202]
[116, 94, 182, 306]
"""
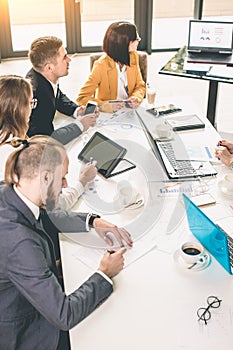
[116, 63, 128, 100]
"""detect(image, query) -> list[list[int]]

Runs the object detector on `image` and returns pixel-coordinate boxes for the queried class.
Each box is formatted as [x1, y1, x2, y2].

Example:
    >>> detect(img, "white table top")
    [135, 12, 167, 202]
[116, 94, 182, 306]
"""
[60, 107, 233, 350]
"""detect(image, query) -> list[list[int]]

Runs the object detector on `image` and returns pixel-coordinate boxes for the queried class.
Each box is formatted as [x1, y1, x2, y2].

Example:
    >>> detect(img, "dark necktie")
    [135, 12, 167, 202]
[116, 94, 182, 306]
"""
[56, 83, 60, 98]
[38, 208, 64, 288]
[39, 208, 61, 261]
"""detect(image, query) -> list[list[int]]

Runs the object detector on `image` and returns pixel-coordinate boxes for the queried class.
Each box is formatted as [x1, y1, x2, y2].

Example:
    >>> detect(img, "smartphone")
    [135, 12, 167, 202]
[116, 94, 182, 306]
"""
[84, 101, 97, 115]
[108, 99, 130, 104]
[108, 100, 131, 108]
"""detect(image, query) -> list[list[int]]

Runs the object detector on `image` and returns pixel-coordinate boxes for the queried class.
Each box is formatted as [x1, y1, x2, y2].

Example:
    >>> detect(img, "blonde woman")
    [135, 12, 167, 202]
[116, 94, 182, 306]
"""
[0, 75, 97, 209]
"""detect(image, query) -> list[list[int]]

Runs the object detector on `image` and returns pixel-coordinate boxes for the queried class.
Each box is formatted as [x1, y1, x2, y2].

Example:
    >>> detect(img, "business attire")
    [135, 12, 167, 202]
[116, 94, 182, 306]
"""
[0, 185, 113, 350]
[77, 51, 146, 109]
[0, 142, 85, 211]
[26, 68, 81, 139]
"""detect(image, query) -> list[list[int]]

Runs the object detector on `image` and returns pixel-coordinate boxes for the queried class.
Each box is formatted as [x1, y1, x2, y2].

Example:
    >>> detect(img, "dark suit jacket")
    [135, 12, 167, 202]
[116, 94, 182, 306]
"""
[0, 185, 113, 350]
[26, 68, 81, 141]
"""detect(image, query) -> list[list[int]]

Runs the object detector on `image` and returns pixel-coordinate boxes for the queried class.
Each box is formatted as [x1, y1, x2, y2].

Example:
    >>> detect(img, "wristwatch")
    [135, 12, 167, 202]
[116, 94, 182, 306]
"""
[88, 213, 101, 227]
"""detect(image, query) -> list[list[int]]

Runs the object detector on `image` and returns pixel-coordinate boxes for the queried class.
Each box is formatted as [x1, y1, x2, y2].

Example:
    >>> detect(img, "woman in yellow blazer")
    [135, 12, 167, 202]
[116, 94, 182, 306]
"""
[77, 22, 146, 112]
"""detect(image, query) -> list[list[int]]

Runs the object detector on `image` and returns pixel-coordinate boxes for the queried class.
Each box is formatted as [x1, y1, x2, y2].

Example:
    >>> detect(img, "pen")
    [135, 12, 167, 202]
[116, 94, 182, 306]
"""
[217, 142, 221, 160]
[107, 249, 115, 254]
[90, 157, 93, 164]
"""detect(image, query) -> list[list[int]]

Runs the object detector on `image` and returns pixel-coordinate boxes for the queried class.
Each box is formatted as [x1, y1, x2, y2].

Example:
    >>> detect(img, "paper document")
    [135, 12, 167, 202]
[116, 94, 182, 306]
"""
[165, 114, 205, 131]
[174, 144, 216, 161]
[206, 65, 233, 79]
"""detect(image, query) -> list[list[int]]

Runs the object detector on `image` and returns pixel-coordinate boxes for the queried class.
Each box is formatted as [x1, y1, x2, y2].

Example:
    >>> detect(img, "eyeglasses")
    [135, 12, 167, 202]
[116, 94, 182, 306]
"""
[30, 98, 38, 109]
[197, 296, 222, 325]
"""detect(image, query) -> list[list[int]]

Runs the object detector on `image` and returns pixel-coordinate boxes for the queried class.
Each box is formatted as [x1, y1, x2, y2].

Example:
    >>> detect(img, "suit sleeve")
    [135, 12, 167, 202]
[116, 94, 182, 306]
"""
[51, 123, 82, 145]
[77, 61, 102, 106]
[56, 89, 79, 116]
[7, 236, 113, 331]
[47, 210, 88, 232]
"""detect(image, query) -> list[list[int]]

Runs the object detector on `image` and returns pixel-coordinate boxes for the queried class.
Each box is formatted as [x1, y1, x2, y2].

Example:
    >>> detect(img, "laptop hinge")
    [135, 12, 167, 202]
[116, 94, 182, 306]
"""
[219, 50, 232, 55]
[188, 49, 202, 53]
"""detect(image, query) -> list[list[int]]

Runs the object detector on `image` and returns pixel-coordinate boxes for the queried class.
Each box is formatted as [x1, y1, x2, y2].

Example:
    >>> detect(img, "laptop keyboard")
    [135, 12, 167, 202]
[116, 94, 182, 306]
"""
[159, 142, 197, 176]
[226, 234, 233, 267]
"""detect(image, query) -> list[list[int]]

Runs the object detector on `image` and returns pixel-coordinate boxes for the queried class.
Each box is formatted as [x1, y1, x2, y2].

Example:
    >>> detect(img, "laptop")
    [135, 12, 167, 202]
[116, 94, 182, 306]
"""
[187, 20, 233, 65]
[183, 193, 233, 274]
[135, 109, 217, 180]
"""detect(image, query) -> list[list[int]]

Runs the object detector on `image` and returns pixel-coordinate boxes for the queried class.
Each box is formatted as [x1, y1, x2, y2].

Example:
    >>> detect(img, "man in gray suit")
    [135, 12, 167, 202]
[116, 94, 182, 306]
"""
[0, 136, 130, 350]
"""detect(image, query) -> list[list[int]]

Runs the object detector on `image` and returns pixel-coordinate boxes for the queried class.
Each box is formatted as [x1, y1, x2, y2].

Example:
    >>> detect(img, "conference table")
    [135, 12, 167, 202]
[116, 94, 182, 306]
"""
[59, 105, 233, 350]
[159, 45, 233, 128]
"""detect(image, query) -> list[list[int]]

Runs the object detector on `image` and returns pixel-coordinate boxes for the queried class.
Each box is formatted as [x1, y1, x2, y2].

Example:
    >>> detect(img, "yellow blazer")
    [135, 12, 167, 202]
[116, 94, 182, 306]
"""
[77, 51, 146, 111]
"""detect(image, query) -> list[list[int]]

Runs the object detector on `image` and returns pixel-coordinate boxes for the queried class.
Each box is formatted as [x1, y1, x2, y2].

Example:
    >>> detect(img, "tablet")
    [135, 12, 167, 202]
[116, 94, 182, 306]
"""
[78, 132, 128, 178]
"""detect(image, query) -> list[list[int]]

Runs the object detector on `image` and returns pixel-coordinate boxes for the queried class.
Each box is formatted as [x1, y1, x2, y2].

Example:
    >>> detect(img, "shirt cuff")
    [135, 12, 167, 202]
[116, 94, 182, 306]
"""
[85, 213, 91, 231]
[96, 270, 113, 285]
[73, 107, 80, 118]
[55, 182, 85, 210]
[74, 118, 84, 132]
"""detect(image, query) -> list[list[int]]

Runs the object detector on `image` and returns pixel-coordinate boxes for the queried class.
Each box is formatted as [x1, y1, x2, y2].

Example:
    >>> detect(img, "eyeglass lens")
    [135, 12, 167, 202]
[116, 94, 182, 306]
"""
[197, 296, 222, 325]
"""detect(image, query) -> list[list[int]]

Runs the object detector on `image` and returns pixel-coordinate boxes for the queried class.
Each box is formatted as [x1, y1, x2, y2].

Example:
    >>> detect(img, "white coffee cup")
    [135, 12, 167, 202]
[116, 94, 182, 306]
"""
[218, 174, 233, 197]
[180, 241, 204, 264]
[115, 180, 138, 207]
[156, 123, 172, 139]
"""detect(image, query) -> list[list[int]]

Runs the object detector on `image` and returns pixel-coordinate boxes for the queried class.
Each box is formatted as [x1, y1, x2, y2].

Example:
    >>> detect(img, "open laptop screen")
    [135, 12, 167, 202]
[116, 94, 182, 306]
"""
[188, 20, 233, 53]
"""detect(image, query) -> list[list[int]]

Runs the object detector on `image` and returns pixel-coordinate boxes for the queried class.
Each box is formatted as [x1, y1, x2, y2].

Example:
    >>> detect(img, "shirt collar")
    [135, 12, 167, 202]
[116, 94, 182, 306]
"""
[13, 185, 40, 220]
[48, 79, 59, 97]
[115, 62, 126, 73]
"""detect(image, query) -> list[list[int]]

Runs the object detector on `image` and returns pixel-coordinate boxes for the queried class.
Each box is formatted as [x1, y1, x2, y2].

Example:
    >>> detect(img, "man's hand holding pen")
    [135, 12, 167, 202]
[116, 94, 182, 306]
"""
[98, 247, 127, 278]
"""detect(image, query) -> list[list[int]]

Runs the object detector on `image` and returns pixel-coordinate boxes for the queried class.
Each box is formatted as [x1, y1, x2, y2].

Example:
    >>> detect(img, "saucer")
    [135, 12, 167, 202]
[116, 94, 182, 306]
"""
[155, 137, 173, 142]
[173, 249, 211, 271]
[218, 179, 233, 197]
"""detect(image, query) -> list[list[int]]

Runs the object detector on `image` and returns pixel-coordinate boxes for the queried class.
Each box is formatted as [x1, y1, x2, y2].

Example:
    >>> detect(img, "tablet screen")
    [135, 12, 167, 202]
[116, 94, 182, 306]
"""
[78, 132, 127, 177]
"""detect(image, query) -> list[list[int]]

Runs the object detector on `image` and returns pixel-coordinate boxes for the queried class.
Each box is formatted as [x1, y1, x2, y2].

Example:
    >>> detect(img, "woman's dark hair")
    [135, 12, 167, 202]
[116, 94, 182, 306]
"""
[103, 21, 138, 66]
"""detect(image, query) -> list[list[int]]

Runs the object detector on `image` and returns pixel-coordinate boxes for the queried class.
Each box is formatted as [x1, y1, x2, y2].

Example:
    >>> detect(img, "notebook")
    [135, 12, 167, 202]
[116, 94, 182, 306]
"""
[135, 109, 217, 180]
[183, 193, 233, 274]
[165, 114, 205, 131]
[187, 20, 233, 65]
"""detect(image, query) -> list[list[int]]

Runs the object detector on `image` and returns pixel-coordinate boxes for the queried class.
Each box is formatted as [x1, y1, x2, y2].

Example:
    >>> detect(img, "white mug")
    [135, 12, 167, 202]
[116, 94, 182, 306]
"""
[180, 241, 204, 264]
[115, 180, 138, 207]
[156, 123, 172, 139]
[218, 173, 233, 197]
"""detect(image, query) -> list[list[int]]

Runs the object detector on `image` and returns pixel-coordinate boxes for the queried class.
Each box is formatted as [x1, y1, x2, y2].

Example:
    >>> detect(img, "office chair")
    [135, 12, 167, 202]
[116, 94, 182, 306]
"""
[89, 51, 148, 83]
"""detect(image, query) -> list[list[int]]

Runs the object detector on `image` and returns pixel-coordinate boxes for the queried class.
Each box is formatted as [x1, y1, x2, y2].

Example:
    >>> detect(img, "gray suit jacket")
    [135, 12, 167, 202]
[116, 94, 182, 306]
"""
[51, 122, 82, 145]
[0, 185, 113, 350]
